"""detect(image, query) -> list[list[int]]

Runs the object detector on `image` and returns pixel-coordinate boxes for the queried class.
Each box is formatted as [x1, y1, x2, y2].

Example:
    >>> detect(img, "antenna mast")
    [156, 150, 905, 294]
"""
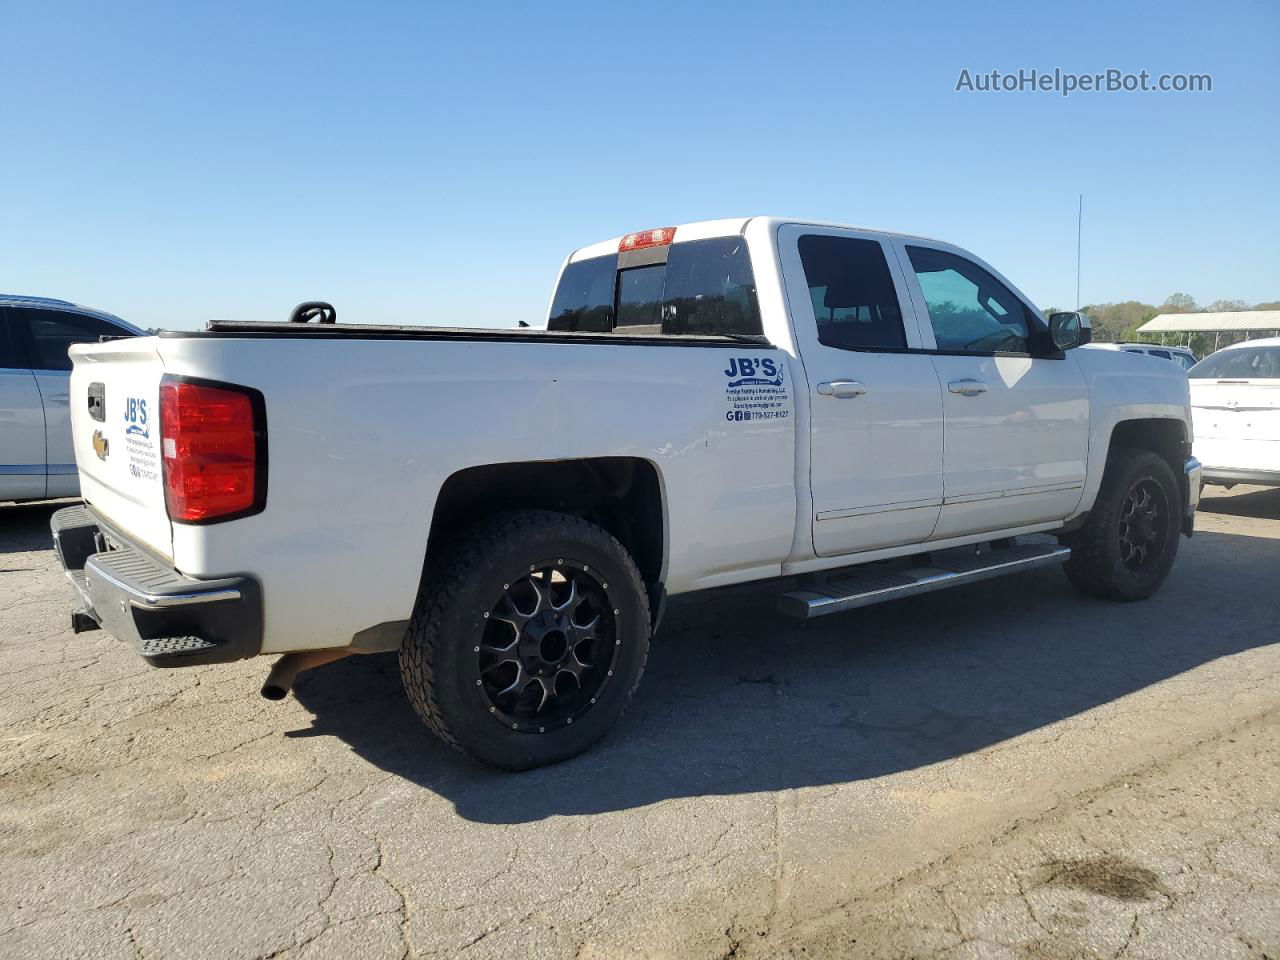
[1076, 194, 1083, 311]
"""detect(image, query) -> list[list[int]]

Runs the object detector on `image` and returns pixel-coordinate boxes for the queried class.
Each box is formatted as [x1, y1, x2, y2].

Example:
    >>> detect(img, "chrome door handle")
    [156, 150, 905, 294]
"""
[948, 379, 987, 397]
[817, 380, 867, 399]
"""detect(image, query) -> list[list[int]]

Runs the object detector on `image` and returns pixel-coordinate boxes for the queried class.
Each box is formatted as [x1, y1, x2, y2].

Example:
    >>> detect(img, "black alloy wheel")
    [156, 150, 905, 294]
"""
[477, 562, 619, 733]
[1117, 478, 1169, 571]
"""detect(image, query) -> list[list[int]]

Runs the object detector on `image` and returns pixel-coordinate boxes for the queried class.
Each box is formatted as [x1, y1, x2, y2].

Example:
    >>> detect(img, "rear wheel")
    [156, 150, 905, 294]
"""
[1062, 448, 1181, 602]
[399, 510, 650, 770]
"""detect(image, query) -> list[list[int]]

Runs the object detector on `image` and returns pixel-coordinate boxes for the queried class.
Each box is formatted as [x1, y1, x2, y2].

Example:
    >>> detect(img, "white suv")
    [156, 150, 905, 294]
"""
[2, 296, 142, 502]
[1084, 341, 1197, 371]
[1190, 337, 1280, 487]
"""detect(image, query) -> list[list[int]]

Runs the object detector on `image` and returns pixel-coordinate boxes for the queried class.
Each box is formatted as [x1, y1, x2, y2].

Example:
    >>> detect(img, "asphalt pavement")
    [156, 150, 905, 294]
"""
[1, 486, 1277, 959]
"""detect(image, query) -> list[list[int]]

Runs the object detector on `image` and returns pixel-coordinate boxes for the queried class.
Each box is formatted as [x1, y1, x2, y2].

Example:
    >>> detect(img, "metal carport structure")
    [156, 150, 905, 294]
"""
[1136, 310, 1280, 352]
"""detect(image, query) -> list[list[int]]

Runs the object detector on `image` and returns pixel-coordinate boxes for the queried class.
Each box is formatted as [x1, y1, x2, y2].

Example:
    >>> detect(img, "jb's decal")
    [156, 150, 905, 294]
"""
[122, 395, 159, 482]
[724, 357, 784, 388]
[723, 356, 790, 424]
[123, 396, 149, 438]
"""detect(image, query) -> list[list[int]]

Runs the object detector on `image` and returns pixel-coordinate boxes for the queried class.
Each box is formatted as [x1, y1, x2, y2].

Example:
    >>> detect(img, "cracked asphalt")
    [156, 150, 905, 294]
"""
[1, 486, 1278, 959]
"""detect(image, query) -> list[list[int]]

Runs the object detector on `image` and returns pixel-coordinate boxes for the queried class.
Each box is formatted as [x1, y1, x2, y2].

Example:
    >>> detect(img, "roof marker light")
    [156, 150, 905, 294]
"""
[618, 227, 677, 252]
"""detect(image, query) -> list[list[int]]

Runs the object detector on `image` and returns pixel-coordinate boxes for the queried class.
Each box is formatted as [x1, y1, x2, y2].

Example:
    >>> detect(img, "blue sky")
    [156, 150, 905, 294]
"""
[1, 0, 1276, 330]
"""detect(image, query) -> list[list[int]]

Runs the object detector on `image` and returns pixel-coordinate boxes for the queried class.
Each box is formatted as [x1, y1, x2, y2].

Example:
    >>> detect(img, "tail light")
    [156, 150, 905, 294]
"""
[618, 227, 676, 251]
[159, 377, 267, 523]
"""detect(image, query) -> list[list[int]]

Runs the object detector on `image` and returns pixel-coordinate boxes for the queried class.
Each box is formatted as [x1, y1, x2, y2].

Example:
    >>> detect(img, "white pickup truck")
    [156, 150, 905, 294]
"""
[52, 217, 1201, 769]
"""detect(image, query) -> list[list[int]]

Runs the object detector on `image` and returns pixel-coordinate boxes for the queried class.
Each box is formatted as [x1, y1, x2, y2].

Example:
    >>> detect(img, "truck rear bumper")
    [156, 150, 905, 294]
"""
[51, 504, 262, 667]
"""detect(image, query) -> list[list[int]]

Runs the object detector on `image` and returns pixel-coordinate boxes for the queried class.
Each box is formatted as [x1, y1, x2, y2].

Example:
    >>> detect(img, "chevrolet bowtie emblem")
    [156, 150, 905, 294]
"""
[92, 430, 110, 461]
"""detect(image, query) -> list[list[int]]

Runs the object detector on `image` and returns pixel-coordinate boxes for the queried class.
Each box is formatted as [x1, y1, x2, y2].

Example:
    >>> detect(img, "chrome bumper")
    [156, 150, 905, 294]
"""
[51, 504, 262, 667]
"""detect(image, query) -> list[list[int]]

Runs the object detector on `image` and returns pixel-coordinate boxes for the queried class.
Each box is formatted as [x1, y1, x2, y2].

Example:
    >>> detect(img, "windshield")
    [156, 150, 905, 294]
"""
[1189, 345, 1280, 379]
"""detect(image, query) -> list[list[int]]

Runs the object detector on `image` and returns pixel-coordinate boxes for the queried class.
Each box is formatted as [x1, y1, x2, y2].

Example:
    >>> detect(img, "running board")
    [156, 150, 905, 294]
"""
[777, 540, 1071, 620]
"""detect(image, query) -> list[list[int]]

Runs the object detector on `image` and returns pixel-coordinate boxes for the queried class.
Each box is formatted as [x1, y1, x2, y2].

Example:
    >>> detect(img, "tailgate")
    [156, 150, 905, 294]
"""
[1191, 380, 1280, 440]
[68, 337, 172, 557]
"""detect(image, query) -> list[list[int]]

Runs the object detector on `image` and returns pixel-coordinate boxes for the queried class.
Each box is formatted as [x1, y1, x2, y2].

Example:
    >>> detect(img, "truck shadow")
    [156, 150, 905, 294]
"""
[292, 519, 1280, 824]
[1197, 485, 1280, 520]
[0, 501, 75, 558]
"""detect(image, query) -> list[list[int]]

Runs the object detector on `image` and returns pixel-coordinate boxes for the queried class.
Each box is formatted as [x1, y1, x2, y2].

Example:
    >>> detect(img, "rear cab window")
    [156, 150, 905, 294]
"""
[548, 236, 763, 338]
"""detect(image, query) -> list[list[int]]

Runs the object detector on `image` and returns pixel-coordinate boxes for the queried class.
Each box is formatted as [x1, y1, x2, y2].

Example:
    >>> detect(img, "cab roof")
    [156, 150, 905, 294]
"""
[0, 293, 141, 333]
[567, 216, 950, 263]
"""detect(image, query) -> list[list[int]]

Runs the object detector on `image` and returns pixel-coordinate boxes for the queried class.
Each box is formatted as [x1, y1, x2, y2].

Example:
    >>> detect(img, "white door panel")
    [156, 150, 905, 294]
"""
[0, 367, 46, 499]
[777, 225, 944, 556]
[809, 353, 945, 553]
[891, 239, 1090, 540]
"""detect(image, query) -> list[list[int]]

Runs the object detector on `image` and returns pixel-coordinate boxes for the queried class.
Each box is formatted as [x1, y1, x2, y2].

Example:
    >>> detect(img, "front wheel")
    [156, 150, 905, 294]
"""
[1062, 448, 1182, 602]
[399, 510, 650, 770]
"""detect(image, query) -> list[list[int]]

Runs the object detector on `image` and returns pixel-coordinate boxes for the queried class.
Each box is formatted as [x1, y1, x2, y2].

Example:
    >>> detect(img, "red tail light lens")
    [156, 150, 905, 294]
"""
[159, 378, 266, 523]
[618, 227, 676, 252]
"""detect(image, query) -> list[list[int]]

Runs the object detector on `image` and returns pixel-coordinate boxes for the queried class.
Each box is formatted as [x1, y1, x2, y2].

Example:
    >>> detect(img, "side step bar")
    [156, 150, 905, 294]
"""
[778, 539, 1071, 620]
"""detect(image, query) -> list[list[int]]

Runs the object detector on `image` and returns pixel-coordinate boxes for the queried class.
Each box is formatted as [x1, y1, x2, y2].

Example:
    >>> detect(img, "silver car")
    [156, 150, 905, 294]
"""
[1083, 341, 1198, 371]
[2, 295, 143, 502]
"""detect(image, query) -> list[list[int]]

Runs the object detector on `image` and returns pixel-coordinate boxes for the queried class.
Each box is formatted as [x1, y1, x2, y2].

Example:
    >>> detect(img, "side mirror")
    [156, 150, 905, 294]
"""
[1048, 311, 1091, 350]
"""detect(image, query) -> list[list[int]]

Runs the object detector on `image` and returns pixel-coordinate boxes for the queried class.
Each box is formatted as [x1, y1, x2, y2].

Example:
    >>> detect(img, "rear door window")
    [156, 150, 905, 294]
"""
[796, 235, 906, 350]
[547, 237, 763, 337]
[15, 309, 128, 371]
[1, 309, 30, 368]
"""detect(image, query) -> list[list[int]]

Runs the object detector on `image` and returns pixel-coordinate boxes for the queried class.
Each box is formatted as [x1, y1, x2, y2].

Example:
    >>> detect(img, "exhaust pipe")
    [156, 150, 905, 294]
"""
[260, 648, 356, 700]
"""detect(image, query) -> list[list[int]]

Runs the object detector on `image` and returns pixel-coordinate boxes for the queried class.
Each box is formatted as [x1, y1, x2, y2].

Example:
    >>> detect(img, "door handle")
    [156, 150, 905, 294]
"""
[948, 379, 987, 397]
[817, 380, 867, 399]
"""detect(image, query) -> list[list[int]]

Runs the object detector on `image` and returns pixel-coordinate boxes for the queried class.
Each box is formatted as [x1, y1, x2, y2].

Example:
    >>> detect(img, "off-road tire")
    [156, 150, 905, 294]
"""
[1062, 448, 1182, 602]
[399, 510, 650, 770]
